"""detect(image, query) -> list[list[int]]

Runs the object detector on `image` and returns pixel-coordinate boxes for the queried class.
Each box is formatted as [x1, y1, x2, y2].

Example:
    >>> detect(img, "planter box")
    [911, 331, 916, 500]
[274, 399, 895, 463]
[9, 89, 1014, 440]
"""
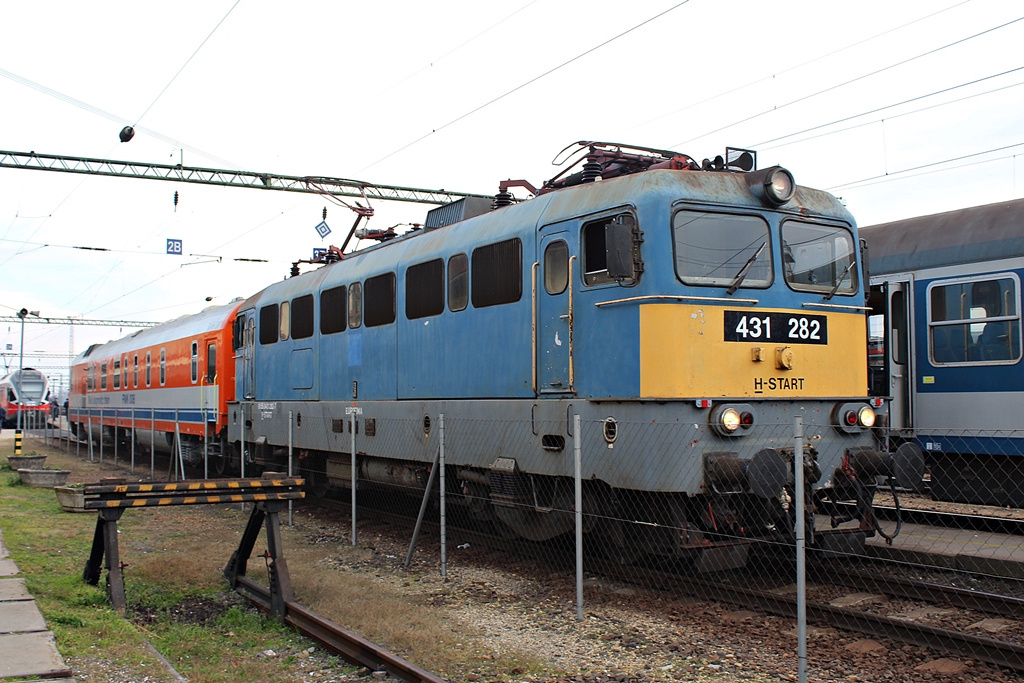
[7, 454, 47, 470]
[55, 486, 88, 512]
[19, 469, 71, 488]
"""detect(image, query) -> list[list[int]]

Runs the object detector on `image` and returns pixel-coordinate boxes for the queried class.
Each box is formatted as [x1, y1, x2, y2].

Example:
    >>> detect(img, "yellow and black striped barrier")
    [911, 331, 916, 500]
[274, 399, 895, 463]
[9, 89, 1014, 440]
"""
[81, 474, 304, 614]
[82, 477, 305, 509]
[13, 430, 22, 455]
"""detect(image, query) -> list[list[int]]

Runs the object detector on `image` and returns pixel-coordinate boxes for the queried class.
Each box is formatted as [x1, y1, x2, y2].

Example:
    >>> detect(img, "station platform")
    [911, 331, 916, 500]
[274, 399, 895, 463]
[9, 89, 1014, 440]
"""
[864, 520, 1024, 579]
[0, 529, 74, 680]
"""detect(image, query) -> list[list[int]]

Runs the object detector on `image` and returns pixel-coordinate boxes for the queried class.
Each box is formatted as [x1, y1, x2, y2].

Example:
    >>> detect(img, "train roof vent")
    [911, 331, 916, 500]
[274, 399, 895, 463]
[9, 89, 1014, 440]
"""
[82, 343, 100, 358]
[424, 197, 493, 229]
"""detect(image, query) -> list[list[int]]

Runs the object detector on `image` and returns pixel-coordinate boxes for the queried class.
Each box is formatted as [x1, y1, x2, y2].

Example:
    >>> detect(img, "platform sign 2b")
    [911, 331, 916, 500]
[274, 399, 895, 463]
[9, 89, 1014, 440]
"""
[167, 238, 183, 255]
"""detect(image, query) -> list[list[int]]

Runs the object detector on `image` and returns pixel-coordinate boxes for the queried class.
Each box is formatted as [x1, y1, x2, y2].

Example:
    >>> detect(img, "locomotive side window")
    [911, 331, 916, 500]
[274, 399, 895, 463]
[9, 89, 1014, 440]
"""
[279, 301, 291, 341]
[544, 240, 569, 294]
[145, 351, 151, 387]
[471, 238, 522, 308]
[320, 285, 347, 334]
[365, 272, 396, 327]
[928, 275, 1021, 364]
[113, 359, 121, 389]
[582, 213, 639, 286]
[292, 294, 314, 340]
[781, 220, 856, 295]
[259, 304, 279, 345]
[160, 348, 166, 386]
[448, 253, 468, 312]
[674, 211, 772, 289]
[406, 259, 444, 320]
[191, 341, 199, 384]
[349, 283, 362, 329]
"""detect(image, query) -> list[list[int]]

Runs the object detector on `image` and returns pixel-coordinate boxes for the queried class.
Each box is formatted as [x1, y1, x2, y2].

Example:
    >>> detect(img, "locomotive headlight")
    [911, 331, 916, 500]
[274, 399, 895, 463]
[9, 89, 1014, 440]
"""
[746, 166, 796, 206]
[721, 408, 741, 432]
[833, 402, 875, 434]
[711, 404, 756, 436]
[858, 406, 876, 427]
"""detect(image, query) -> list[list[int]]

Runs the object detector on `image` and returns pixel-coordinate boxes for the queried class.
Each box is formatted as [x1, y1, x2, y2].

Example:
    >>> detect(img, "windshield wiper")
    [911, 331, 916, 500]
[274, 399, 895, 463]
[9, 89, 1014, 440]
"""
[727, 242, 766, 295]
[824, 260, 855, 300]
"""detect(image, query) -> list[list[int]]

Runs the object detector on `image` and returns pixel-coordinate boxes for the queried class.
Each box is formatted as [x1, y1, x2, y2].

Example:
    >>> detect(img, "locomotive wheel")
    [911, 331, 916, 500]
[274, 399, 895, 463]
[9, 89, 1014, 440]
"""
[212, 453, 229, 476]
[303, 454, 329, 498]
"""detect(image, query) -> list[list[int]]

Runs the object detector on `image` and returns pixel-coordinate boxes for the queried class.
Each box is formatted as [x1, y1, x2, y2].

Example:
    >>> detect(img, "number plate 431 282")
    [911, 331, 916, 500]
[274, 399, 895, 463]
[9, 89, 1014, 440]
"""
[723, 311, 828, 345]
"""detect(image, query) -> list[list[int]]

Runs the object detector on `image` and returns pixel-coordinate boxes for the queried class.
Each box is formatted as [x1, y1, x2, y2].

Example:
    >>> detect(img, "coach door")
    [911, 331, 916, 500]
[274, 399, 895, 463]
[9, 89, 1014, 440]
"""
[537, 227, 576, 394]
[870, 280, 913, 432]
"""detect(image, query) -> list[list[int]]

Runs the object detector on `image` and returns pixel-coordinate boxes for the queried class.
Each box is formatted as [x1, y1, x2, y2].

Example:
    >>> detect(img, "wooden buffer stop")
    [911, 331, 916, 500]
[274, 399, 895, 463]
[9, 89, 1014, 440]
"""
[81, 475, 304, 617]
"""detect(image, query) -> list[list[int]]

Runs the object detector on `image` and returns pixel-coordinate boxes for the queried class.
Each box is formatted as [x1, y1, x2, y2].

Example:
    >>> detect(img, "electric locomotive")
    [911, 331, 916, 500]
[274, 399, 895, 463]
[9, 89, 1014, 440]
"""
[864, 198, 1024, 507]
[226, 142, 921, 567]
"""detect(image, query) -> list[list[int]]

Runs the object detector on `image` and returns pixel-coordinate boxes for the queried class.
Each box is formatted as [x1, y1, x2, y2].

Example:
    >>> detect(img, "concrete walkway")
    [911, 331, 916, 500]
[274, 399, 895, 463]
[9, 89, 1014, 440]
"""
[1, 427, 75, 680]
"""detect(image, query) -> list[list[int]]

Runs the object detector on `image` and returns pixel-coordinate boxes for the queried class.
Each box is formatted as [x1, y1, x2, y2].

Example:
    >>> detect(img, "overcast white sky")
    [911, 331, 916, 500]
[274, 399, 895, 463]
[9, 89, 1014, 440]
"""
[1, 0, 1022, 388]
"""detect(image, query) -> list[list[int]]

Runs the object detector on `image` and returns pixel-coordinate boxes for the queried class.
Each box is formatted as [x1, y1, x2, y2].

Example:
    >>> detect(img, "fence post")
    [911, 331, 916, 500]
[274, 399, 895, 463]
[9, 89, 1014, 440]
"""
[150, 409, 156, 480]
[574, 413, 583, 621]
[98, 409, 104, 463]
[794, 416, 808, 683]
[130, 408, 135, 474]
[288, 410, 293, 526]
[350, 407, 357, 546]
[439, 412, 446, 582]
[114, 408, 119, 467]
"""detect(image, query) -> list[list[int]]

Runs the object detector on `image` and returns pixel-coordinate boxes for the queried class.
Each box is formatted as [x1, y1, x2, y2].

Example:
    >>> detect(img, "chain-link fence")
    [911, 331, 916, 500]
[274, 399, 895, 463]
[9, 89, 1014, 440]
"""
[32, 407, 1024, 679]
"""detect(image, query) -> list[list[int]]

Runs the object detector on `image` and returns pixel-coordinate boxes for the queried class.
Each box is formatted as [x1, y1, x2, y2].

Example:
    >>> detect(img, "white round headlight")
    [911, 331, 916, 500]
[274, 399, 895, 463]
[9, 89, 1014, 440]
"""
[721, 408, 741, 433]
[858, 406, 876, 428]
[765, 167, 795, 205]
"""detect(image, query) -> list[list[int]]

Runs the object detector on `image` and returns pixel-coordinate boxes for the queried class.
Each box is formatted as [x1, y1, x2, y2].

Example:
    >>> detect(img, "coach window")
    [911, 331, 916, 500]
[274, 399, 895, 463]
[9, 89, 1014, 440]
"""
[781, 220, 856, 295]
[407, 259, 444, 319]
[320, 285, 347, 334]
[349, 283, 362, 329]
[207, 344, 216, 382]
[448, 253, 468, 312]
[583, 213, 639, 286]
[292, 294, 314, 340]
[259, 304, 279, 345]
[160, 348, 167, 386]
[133, 355, 138, 388]
[472, 238, 522, 308]
[145, 351, 152, 387]
[929, 276, 1021, 364]
[365, 272, 396, 327]
[544, 240, 569, 294]
[113, 359, 120, 389]
[101, 362, 108, 390]
[675, 211, 772, 289]
[190, 341, 199, 384]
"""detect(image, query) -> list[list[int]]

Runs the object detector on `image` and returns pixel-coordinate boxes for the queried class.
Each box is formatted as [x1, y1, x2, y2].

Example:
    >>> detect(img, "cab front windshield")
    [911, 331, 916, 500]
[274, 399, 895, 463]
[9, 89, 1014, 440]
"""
[782, 221, 857, 296]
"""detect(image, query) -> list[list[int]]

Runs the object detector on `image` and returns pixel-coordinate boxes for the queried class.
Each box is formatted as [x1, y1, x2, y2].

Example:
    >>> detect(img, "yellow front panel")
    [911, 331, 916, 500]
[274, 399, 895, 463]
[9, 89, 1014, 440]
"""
[640, 304, 867, 398]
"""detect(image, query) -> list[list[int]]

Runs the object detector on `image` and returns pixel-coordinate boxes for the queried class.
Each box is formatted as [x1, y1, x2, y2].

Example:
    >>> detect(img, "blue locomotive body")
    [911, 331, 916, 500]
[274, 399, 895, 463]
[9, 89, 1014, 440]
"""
[222, 143, 913, 563]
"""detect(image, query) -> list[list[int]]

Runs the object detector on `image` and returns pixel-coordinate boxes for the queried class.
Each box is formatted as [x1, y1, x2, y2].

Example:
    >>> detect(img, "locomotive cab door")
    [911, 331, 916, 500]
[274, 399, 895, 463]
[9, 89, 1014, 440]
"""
[537, 226, 576, 394]
[240, 310, 256, 400]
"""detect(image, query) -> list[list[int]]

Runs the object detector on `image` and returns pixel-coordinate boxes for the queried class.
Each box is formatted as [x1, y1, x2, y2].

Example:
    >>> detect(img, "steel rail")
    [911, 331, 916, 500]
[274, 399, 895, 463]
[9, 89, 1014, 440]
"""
[590, 560, 1024, 673]
[819, 565, 1024, 619]
[236, 576, 448, 683]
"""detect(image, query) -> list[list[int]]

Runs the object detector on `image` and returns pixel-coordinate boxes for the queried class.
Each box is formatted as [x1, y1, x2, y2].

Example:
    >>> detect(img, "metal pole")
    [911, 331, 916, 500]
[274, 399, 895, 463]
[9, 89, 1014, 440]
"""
[574, 413, 583, 621]
[350, 408, 357, 546]
[114, 408, 119, 467]
[150, 409, 156, 480]
[795, 416, 808, 683]
[405, 448, 439, 568]
[439, 412, 446, 581]
[130, 408, 135, 474]
[98, 409, 104, 463]
[288, 410, 293, 526]
[88, 410, 94, 462]
[203, 390, 209, 480]
[175, 408, 185, 480]
[15, 310, 24, 444]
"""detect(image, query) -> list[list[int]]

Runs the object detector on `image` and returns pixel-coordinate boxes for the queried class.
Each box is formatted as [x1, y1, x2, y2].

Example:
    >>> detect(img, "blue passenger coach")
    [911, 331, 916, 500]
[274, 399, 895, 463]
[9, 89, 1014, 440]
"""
[863, 199, 1024, 507]
[227, 142, 918, 565]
